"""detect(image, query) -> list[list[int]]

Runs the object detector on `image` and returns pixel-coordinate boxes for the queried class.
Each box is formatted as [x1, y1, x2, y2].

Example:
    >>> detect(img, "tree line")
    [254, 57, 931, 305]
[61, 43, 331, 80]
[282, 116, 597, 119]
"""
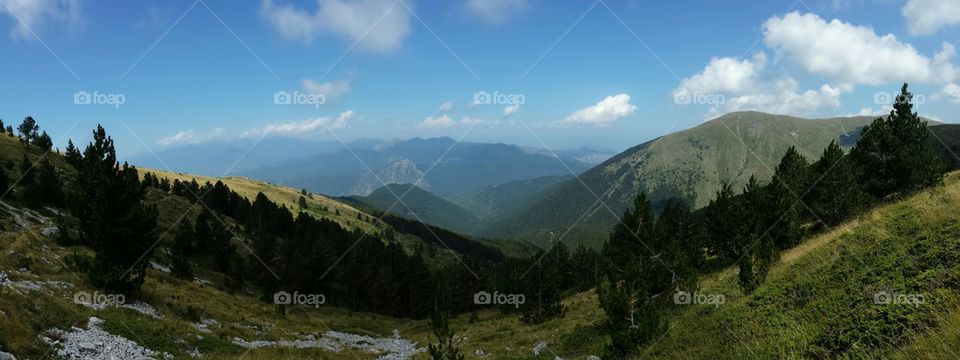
[596, 84, 948, 358]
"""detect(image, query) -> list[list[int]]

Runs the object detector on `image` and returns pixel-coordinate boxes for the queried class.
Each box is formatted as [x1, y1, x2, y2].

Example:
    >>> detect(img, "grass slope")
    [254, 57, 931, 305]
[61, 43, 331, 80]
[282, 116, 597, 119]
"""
[482, 112, 935, 248]
[354, 183, 480, 235]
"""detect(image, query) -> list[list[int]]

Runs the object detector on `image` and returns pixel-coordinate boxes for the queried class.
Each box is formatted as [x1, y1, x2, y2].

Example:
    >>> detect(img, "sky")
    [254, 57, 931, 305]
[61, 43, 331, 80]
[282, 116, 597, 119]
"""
[0, 0, 959, 158]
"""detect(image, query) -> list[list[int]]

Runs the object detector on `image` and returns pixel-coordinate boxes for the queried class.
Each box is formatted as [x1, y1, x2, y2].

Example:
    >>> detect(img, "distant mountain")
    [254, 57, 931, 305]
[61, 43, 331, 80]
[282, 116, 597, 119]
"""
[445, 175, 571, 220]
[240, 137, 594, 196]
[478, 112, 895, 247]
[125, 137, 387, 177]
[521, 146, 619, 165]
[352, 184, 480, 235]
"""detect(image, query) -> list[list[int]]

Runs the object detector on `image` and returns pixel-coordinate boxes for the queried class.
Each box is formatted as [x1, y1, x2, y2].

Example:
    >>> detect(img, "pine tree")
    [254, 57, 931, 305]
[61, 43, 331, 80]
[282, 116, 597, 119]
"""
[736, 177, 776, 294]
[35, 131, 53, 151]
[24, 159, 64, 207]
[17, 116, 39, 144]
[0, 167, 8, 196]
[598, 193, 672, 358]
[810, 140, 864, 227]
[705, 183, 741, 261]
[427, 297, 465, 360]
[171, 220, 195, 279]
[851, 83, 946, 198]
[297, 195, 307, 209]
[72, 125, 159, 293]
[0, 119, 5, 133]
[64, 140, 82, 167]
[768, 147, 808, 249]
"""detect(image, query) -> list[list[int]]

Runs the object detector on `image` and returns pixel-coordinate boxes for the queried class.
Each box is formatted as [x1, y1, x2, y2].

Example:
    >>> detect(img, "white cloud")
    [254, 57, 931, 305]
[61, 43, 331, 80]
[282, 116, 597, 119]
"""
[673, 53, 767, 99]
[157, 130, 197, 146]
[563, 94, 636, 127]
[417, 114, 456, 129]
[260, 0, 410, 52]
[504, 104, 520, 116]
[937, 83, 960, 104]
[0, 0, 81, 40]
[302, 79, 351, 100]
[763, 12, 957, 85]
[438, 100, 453, 112]
[460, 116, 484, 126]
[674, 51, 851, 117]
[903, 0, 960, 35]
[242, 110, 355, 137]
[464, 0, 529, 24]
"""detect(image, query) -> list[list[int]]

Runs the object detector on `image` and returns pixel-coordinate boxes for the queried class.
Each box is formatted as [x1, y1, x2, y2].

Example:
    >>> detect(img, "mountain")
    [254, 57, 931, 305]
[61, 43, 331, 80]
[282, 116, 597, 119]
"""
[479, 111, 923, 247]
[444, 175, 571, 220]
[125, 137, 387, 177]
[239, 137, 595, 197]
[351, 183, 480, 235]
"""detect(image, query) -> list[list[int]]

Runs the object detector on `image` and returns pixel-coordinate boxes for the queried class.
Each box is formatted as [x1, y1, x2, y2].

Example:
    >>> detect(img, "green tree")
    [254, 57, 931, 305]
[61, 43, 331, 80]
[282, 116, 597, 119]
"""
[704, 183, 741, 261]
[0, 167, 8, 196]
[35, 131, 53, 151]
[23, 159, 64, 208]
[17, 116, 39, 144]
[72, 125, 159, 293]
[297, 195, 307, 209]
[737, 177, 776, 294]
[64, 139, 82, 168]
[171, 220, 196, 279]
[851, 83, 946, 198]
[810, 140, 865, 227]
[768, 147, 809, 249]
[598, 193, 675, 358]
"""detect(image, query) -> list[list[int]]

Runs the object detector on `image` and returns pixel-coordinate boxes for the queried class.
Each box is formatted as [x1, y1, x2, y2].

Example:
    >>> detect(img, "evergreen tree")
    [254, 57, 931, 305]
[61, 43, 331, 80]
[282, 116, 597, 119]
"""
[298, 195, 307, 209]
[736, 177, 776, 294]
[851, 83, 946, 198]
[598, 193, 671, 358]
[23, 159, 64, 207]
[17, 116, 39, 144]
[768, 147, 808, 249]
[72, 125, 159, 293]
[35, 131, 53, 151]
[0, 167, 8, 196]
[171, 220, 196, 279]
[0, 119, 4, 133]
[704, 183, 741, 261]
[654, 199, 703, 289]
[64, 140, 82, 168]
[427, 296, 465, 360]
[6, 126, 14, 136]
[810, 141, 865, 227]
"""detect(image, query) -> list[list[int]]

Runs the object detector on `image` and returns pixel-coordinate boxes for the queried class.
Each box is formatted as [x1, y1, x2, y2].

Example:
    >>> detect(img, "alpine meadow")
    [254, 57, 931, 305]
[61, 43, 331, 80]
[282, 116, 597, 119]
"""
[5, 1, 960, 359]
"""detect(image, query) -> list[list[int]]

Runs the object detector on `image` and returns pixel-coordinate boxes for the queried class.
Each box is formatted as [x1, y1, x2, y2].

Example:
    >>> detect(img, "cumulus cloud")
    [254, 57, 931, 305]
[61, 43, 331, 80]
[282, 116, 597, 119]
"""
[157, 130, 198, 146]
[464, 0, 529, 24]
[674, 51, 850, 117]
[417, 115, 455, 129]
[562, 94, 636, 127]
[903, 0, 960, 35]
[302, 79, 351, 100]
[937, 83, 960, 104]
[438, 100, 453, 112]
[260, 0, 410, 52]
[0, 0, 81, 40]
[242, 110, 355, 137]
[763, 12, 957, 85]
[504, 104, 520, 116]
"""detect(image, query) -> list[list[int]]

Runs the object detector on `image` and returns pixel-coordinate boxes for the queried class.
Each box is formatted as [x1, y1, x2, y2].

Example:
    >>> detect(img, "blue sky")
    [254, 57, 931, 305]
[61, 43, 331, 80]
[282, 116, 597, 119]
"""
[0, 0, 958, 157]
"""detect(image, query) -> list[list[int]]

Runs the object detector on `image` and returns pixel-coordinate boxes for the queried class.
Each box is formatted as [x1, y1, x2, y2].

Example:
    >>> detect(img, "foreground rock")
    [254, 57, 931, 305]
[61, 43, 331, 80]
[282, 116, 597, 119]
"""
[233, 329, 425, 359]
[44, 317, 169, 360]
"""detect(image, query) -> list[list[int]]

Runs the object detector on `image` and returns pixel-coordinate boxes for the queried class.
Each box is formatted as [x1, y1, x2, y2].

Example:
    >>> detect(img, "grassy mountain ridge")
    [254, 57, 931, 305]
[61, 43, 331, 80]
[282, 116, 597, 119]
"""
[444, 175, 571, 221]
[479, 112, 953, 248]
[352, 183, 481, 235]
